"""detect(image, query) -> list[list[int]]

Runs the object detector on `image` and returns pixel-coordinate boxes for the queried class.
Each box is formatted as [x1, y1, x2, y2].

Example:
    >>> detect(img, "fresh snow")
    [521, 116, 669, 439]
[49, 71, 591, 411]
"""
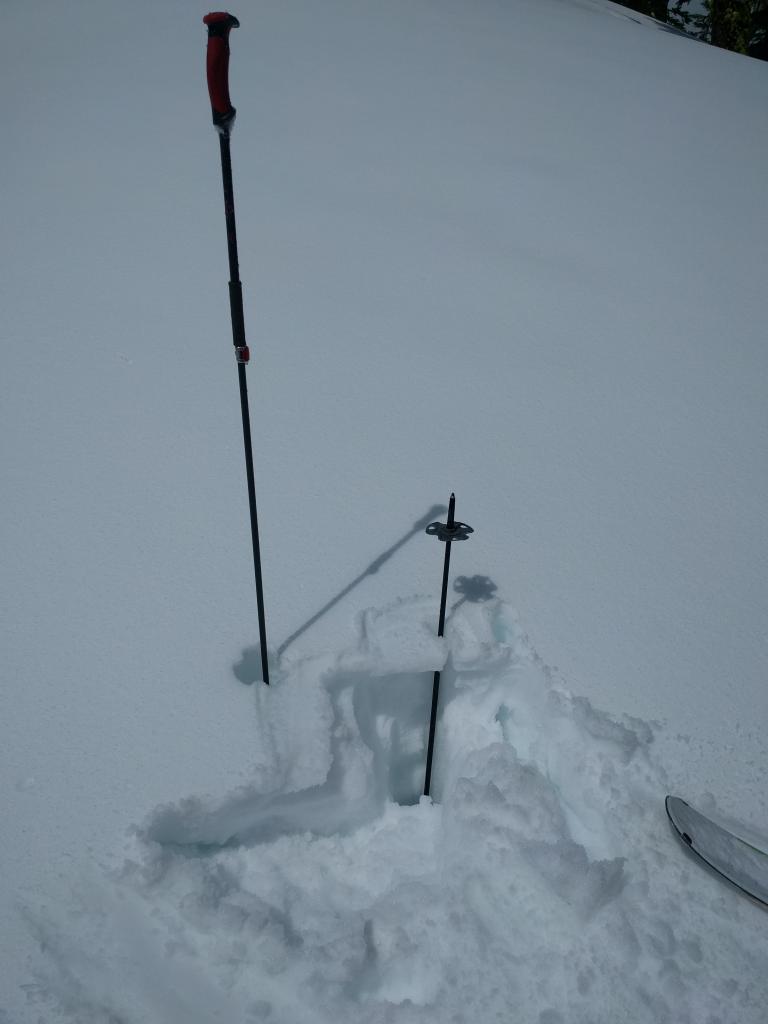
[2, 0, 768, 1022]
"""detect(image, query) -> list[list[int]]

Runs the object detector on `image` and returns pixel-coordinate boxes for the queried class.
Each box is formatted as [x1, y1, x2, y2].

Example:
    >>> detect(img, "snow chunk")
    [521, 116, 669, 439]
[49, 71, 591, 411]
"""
[343, 597, 447, 676]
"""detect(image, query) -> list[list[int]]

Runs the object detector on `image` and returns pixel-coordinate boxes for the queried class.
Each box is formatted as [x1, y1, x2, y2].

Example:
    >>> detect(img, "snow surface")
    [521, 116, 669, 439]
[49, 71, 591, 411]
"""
[2, 0, 768, 1021]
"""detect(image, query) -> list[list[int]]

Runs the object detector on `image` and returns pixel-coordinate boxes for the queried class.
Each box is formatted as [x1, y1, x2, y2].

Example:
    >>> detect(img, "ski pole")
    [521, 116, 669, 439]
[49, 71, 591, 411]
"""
[203, 12, 270, 685]
[423, 494, 473, 797]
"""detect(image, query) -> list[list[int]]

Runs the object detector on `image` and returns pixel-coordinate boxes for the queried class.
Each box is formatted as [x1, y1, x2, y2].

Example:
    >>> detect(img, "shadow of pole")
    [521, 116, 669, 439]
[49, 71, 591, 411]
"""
[449, 574, 498, 614]
[213, 504, 452, 684]
[275, 503, 447, 658]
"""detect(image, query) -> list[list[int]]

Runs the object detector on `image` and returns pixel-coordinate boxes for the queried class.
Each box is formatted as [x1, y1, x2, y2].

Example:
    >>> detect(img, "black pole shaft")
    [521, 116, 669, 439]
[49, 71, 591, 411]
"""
[424, 493, 455, 797]
[218, 132, 270, 685]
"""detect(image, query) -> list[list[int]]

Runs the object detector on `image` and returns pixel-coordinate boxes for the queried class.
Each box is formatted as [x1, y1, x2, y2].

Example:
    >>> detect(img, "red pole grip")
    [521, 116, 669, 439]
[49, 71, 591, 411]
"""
[203, 12, 240, 134]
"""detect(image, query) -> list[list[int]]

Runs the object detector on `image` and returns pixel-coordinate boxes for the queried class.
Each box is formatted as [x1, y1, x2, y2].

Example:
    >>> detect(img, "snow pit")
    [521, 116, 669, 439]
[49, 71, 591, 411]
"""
[29, 598, 767, 1023]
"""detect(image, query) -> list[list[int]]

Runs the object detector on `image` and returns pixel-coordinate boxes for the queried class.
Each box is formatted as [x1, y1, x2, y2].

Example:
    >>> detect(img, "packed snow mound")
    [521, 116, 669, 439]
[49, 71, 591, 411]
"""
[30, 598, 767, 1023]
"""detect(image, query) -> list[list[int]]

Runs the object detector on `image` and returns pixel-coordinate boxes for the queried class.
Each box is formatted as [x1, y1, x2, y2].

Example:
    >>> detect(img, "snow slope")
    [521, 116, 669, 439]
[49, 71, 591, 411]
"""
[2, 0, 767, 1021]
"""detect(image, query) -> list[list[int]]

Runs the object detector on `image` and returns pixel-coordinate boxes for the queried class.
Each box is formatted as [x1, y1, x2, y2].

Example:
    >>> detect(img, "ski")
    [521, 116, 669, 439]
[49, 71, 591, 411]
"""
[665, 795, 768, 908]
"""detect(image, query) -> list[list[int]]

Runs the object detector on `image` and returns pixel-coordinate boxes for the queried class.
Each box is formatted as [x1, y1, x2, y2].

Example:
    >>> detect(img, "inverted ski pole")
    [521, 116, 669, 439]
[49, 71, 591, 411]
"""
[203, 12, 270, 685]
[423, 495, 473, 797]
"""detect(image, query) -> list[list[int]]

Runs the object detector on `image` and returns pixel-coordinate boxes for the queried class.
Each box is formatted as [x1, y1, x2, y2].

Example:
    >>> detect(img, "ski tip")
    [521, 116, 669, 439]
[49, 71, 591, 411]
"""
[665, 795, 689, 828]
[666, 795, 689, 809]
